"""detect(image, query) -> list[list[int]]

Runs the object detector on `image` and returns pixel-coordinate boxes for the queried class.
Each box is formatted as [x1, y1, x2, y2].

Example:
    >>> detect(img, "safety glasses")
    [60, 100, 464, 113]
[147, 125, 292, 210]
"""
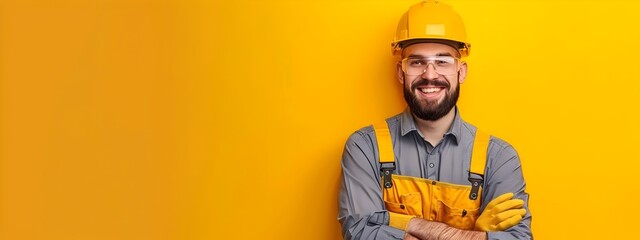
[401, 56, 461, 76]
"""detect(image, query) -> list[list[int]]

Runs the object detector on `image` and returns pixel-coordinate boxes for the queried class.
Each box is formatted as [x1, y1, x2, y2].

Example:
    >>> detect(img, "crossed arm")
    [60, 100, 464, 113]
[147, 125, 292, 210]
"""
[403, 218, 486, 240]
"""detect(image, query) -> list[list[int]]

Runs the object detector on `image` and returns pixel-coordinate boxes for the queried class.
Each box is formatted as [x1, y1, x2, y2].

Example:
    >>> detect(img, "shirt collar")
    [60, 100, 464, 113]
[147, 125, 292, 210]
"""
[400, 106, 462, 144]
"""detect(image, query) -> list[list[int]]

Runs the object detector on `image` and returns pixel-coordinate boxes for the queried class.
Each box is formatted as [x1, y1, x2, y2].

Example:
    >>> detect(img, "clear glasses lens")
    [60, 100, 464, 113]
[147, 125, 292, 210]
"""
[402, 56, 459, 76]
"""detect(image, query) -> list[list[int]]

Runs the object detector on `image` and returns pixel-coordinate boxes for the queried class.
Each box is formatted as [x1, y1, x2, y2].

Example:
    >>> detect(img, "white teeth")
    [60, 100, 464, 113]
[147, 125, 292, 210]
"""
[420, 88, 441, 93]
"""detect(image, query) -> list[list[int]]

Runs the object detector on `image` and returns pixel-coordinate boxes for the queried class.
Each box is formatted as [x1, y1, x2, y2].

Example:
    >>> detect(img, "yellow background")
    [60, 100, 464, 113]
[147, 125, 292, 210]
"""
[1, 0, 639, 239]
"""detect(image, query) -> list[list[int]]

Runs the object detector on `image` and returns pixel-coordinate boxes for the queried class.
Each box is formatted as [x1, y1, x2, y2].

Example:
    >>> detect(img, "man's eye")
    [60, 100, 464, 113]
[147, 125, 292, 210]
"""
[409, 60, 425, 66]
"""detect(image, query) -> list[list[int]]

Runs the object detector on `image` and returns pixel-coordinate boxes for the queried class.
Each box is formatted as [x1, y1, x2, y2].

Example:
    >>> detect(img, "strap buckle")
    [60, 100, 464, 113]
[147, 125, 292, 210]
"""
[380, 162, 396, 189]
[467, 172, 484, 200]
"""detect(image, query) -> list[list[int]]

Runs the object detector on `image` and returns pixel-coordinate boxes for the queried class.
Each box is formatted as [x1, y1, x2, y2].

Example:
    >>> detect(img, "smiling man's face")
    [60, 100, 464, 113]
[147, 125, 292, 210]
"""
[398, 42, 468, 121]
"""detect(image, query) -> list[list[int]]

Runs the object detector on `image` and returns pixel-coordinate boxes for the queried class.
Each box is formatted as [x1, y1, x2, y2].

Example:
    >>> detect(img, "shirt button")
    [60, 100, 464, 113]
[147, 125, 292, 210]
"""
[429, 163, 435, 168]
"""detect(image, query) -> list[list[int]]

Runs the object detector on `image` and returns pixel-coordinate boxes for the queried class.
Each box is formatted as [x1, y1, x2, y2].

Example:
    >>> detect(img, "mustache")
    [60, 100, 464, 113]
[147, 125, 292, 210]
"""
[411, 78, 450, 91]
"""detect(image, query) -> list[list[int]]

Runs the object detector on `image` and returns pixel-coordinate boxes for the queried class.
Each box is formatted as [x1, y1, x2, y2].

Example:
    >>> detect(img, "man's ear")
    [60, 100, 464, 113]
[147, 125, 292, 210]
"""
[396, 61, 405, 85]
[458, 61, 468, 84]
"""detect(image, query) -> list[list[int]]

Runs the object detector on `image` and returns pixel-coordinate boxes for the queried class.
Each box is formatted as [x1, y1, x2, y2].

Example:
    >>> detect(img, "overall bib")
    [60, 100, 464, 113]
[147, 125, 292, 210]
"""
[373, 121, 490, 230]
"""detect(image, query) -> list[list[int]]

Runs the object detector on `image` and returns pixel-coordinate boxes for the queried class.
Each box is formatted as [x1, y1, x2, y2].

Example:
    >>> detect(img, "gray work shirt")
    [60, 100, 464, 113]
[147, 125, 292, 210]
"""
[338, 107, 532, 239]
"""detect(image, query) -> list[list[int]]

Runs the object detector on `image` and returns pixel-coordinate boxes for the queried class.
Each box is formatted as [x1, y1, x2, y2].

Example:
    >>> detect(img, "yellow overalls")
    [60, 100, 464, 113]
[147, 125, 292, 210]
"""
[373, 121, 490, 231]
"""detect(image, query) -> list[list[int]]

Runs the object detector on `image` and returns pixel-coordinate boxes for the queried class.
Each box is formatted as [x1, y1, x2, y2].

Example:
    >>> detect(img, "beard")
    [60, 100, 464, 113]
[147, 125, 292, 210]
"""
[403, 76, 460, 121]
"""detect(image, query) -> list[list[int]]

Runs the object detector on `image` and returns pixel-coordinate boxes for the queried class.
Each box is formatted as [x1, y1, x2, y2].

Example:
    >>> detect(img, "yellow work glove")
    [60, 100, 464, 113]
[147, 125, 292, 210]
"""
[474, 192, 526, 232]
[389, 212, 416, 230]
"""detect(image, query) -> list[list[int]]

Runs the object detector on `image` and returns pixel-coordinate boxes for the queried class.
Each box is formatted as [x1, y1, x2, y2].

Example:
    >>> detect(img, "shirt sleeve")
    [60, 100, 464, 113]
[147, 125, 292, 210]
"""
[483, 138, 533, 240]
[338, 130, 405, 240]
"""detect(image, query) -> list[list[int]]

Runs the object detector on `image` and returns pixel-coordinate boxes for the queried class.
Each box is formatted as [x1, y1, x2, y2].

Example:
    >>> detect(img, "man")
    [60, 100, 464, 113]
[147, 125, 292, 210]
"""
[338, 1, 532, 239]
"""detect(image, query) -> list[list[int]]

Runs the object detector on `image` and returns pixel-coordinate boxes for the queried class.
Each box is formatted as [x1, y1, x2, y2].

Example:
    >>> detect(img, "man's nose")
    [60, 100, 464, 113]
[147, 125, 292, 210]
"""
[421, 63, 439, 79]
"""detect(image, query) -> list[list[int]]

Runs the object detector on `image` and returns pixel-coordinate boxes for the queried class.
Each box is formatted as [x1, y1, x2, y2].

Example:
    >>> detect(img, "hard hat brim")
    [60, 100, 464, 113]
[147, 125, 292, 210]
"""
[393, 38, 471, 57]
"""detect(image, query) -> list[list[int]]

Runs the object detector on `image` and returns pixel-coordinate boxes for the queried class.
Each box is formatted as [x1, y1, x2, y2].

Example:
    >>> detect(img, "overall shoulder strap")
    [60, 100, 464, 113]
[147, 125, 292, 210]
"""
[468, 129, 490, 200]
[373, 120, 395, 189]
[470, 129, 490, 176]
